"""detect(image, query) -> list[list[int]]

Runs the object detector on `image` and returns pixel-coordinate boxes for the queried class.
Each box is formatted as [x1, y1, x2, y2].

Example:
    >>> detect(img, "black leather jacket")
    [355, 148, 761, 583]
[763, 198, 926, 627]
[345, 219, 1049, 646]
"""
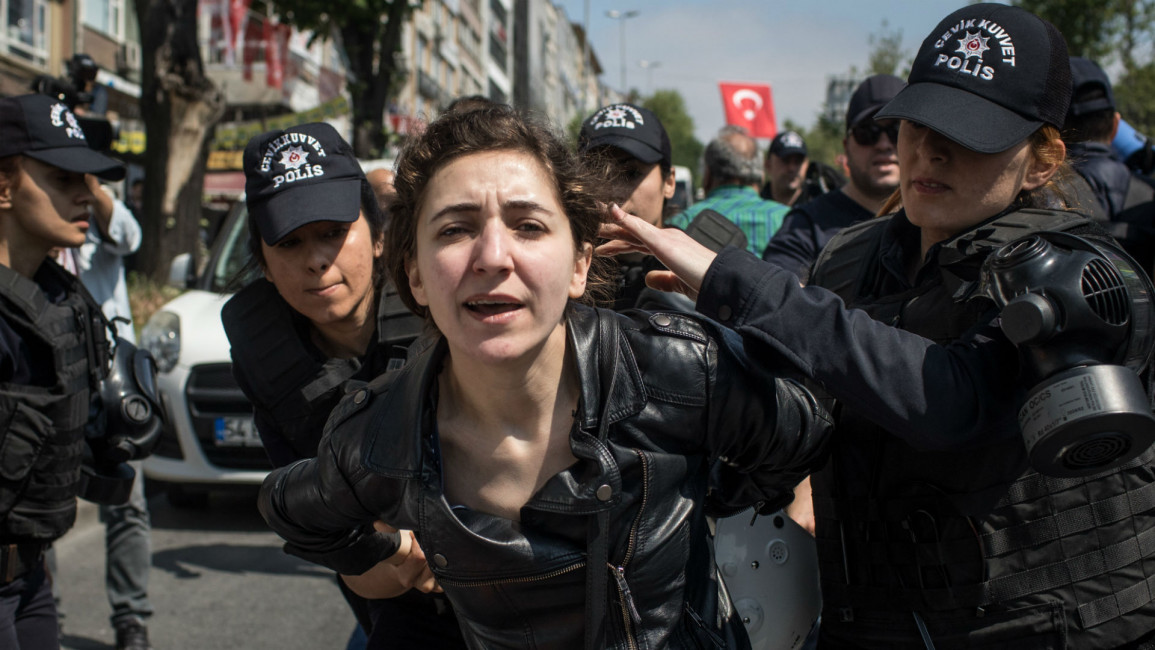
[259, 304, 831, 649]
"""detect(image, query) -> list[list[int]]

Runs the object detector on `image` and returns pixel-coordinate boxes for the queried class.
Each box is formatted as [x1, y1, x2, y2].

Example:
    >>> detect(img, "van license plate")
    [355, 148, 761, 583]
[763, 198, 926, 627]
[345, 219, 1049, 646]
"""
[214, 417, 262, 447]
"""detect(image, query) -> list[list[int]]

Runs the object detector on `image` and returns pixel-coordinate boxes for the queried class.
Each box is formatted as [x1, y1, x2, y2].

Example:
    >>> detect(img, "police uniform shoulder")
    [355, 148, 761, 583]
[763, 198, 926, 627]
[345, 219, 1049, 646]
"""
[222, 279, 284, 332]
[998, 207, 1095, 229]
[955, 208, 1098, 253]
[831, 214, 890, 240]
[807, 215, 894, 293]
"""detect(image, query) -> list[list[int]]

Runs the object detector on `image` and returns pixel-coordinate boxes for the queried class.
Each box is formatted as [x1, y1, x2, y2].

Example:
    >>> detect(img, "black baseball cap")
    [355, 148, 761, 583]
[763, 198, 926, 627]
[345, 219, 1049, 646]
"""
[845, 75, 906, 131]
[243, 123, 365, 245]
[0, 94, 124, 180]
[876, 3, 1071, 154]
[579, 103, 672, 168]
[1068, 56, 1115, 117]
[769, 130, 807, 158]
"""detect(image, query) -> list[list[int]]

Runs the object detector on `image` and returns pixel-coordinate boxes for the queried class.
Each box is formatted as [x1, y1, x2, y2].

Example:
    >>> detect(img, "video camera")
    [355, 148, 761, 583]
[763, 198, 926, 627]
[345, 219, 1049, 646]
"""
[29, 53, 115, 153]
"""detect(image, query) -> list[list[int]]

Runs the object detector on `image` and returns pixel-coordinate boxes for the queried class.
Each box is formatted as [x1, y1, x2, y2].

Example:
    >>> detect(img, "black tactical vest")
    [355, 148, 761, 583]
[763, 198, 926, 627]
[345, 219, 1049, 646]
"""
[807, 209, 1155, 648]
[0, 261, 104, 542]
[222, 278, 425, 463]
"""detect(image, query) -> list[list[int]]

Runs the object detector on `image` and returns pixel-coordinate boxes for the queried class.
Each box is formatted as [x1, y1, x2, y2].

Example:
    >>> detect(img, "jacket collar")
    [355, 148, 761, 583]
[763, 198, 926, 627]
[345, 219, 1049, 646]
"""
[567, 304, 646, 432]
[363, 303, 647, 479]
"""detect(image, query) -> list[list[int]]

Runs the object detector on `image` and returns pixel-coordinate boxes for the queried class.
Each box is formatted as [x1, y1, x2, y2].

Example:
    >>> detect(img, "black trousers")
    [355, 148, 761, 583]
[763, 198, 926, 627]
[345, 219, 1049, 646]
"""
[0, 560, 58, 650]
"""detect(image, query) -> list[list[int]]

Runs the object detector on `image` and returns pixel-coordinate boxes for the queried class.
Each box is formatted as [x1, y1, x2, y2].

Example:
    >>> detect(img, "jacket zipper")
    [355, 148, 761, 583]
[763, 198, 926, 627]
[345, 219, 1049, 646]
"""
[435, 559, 586, 589]
[611, 449, 649, 650]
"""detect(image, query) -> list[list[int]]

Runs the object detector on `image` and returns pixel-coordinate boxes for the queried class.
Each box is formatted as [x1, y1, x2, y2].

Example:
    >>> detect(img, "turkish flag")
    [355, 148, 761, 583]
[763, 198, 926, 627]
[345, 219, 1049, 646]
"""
[719, 82, 777, 139]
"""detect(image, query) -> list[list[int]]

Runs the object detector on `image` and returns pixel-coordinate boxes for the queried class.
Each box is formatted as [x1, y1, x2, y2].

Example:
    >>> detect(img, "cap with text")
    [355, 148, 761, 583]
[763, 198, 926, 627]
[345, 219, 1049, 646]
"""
[876, 3, 1071, 153]
[243, 122, 365, 245]
[0, 94, 124, 181]
[579, 103, 672, 168]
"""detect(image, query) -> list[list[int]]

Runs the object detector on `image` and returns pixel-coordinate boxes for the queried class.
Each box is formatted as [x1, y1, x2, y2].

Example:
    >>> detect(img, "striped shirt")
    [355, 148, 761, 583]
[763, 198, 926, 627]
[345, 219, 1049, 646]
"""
[668, 185, 789, 255]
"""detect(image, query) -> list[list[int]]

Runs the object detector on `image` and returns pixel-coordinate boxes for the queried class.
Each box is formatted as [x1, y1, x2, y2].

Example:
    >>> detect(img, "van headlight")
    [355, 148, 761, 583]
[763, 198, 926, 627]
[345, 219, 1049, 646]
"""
[140, 311, 181, 373]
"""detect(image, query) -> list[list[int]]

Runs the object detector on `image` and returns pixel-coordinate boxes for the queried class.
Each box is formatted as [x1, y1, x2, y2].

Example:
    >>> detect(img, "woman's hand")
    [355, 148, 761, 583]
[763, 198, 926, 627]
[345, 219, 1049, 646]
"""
[340, 521, 442, 599]
[597, 204, 718, 302]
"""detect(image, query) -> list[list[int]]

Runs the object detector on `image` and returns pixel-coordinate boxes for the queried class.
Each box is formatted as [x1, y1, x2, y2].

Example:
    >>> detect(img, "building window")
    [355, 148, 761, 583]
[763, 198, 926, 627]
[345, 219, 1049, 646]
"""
[488, 0, 507, 68]
[2, 0, 48, 66]
[84, 0, 125, 41]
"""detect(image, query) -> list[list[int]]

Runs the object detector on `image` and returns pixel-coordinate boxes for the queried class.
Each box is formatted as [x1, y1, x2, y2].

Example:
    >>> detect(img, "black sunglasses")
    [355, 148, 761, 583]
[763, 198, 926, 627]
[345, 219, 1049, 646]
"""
[850, 120, 900, 147]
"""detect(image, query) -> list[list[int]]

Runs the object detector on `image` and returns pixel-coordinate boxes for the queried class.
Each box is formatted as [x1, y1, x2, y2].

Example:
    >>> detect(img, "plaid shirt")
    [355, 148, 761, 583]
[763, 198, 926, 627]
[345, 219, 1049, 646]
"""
[668, 185, 789, 255]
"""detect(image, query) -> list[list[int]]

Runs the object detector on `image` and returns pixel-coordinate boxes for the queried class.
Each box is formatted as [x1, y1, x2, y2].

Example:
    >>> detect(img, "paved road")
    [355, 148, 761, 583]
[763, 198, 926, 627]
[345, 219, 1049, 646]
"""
[55, 486, 356, 650]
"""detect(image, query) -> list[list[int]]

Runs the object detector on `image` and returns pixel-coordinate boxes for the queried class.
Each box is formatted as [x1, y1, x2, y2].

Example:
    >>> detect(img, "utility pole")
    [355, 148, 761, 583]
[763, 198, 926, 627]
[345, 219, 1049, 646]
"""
[605, 9, 639, 94]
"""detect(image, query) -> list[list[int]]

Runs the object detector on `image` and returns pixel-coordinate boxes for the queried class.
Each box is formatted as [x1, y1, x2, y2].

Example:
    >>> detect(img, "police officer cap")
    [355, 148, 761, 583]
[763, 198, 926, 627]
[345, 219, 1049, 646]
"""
[875, 3, 1071, 154]
[579, 103, 672, 168]
[243, 122, 365, 246]
[845, 75, 906, 131]
[0, 94, 125, 181]
[1068, 57, 1115, 117]
[769, 131, 807, 159]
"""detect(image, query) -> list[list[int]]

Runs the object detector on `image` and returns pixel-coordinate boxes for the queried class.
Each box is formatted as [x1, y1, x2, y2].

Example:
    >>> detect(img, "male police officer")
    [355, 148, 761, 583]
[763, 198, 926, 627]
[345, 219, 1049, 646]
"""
[1062, 57, 1155, 271]
[760, 130, 843, 207]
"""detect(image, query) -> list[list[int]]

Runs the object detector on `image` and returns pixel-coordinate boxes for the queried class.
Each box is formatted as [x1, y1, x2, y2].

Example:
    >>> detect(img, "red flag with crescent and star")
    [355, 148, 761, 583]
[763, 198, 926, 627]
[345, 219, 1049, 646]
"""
[719, 82, 777, 139]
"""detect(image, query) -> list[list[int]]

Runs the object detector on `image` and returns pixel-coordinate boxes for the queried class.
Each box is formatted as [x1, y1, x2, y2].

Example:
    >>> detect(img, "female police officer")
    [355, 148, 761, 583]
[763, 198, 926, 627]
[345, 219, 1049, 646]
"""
[221, 123, 464, 648]
[601, 4, 1155, 648]
[0, 94, 125, 649]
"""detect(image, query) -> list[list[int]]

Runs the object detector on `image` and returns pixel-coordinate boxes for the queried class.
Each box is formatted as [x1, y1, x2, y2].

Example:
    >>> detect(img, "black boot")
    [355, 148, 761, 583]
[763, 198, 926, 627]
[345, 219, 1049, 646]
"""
[115, 622, 153, 650]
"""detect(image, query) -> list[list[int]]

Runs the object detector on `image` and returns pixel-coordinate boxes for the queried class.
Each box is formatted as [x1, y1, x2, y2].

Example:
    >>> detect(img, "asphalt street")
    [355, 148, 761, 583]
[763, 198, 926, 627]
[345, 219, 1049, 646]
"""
[54, 486, 356, 650]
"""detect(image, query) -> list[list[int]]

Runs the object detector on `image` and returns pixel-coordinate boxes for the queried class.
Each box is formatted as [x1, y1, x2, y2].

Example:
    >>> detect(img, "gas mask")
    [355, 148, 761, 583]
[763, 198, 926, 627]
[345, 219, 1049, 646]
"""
[78, 335, 164, 505]
[981, 231, 1155, 477]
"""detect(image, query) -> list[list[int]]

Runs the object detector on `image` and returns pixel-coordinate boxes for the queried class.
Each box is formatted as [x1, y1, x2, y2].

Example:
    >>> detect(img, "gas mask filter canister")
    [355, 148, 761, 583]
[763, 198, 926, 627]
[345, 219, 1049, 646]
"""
[982, 232, 1155, 477]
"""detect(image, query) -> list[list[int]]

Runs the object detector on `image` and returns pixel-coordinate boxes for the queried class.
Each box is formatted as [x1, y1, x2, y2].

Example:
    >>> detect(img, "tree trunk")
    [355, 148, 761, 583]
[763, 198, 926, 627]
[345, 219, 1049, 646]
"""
[134, 0, 225, 282]
[343, 0, 411, 158]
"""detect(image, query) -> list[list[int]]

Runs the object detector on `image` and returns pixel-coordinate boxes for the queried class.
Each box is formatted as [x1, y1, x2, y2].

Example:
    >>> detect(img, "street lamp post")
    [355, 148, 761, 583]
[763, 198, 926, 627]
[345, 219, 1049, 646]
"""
[638, 59, 661, 93]
[606, 9, 639, 94]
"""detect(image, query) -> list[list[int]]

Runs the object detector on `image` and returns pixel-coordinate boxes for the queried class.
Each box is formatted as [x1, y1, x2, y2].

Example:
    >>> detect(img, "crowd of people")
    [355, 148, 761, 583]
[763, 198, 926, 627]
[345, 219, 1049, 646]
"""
[4, 2, 1155, 649]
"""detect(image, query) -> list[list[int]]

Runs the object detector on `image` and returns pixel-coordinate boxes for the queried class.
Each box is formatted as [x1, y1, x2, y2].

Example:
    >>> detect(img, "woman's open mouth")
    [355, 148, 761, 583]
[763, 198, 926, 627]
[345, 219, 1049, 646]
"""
[465, 299, 523, 316]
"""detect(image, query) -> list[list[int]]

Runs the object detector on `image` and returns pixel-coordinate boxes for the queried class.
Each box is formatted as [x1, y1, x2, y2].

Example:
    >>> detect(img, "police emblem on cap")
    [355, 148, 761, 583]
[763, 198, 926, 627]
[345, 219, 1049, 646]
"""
[49, 103, 85, 140]
[279, 145, 309, 171]
[932, 18, 1017, 82]
[957, 33, 990, 59]
[781, 132, 803, 148]
[591, 104, 645, 130]
[259, 132, 328, 189]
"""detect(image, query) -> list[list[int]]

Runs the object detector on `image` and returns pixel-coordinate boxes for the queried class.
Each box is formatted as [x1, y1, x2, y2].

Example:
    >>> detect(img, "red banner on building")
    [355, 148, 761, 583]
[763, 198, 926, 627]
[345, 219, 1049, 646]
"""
[719, 82, 777, 139]
[226, 0, 251, 66]
[265, 20, 290, 89]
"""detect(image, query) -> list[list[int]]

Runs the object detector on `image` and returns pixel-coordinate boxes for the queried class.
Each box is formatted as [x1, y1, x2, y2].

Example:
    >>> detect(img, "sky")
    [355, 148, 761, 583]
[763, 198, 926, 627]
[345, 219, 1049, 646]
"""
[555, 0, 987, 142]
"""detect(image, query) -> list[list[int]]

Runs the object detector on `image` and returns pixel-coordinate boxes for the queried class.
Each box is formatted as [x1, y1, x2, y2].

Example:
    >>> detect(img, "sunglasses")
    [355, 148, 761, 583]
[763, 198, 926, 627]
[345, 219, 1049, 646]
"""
[850, 120, 900, 147]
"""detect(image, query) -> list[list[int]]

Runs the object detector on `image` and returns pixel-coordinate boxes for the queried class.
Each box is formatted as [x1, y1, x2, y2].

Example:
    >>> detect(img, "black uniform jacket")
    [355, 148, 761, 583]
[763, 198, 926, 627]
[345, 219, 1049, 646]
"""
[696, 213, 1155, 648]
[259, 304, 832, 649]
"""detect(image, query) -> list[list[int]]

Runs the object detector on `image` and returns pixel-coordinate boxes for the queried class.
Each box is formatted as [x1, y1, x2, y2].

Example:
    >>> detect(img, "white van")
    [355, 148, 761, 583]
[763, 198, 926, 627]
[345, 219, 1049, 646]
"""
[671, 165, 695, 215]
